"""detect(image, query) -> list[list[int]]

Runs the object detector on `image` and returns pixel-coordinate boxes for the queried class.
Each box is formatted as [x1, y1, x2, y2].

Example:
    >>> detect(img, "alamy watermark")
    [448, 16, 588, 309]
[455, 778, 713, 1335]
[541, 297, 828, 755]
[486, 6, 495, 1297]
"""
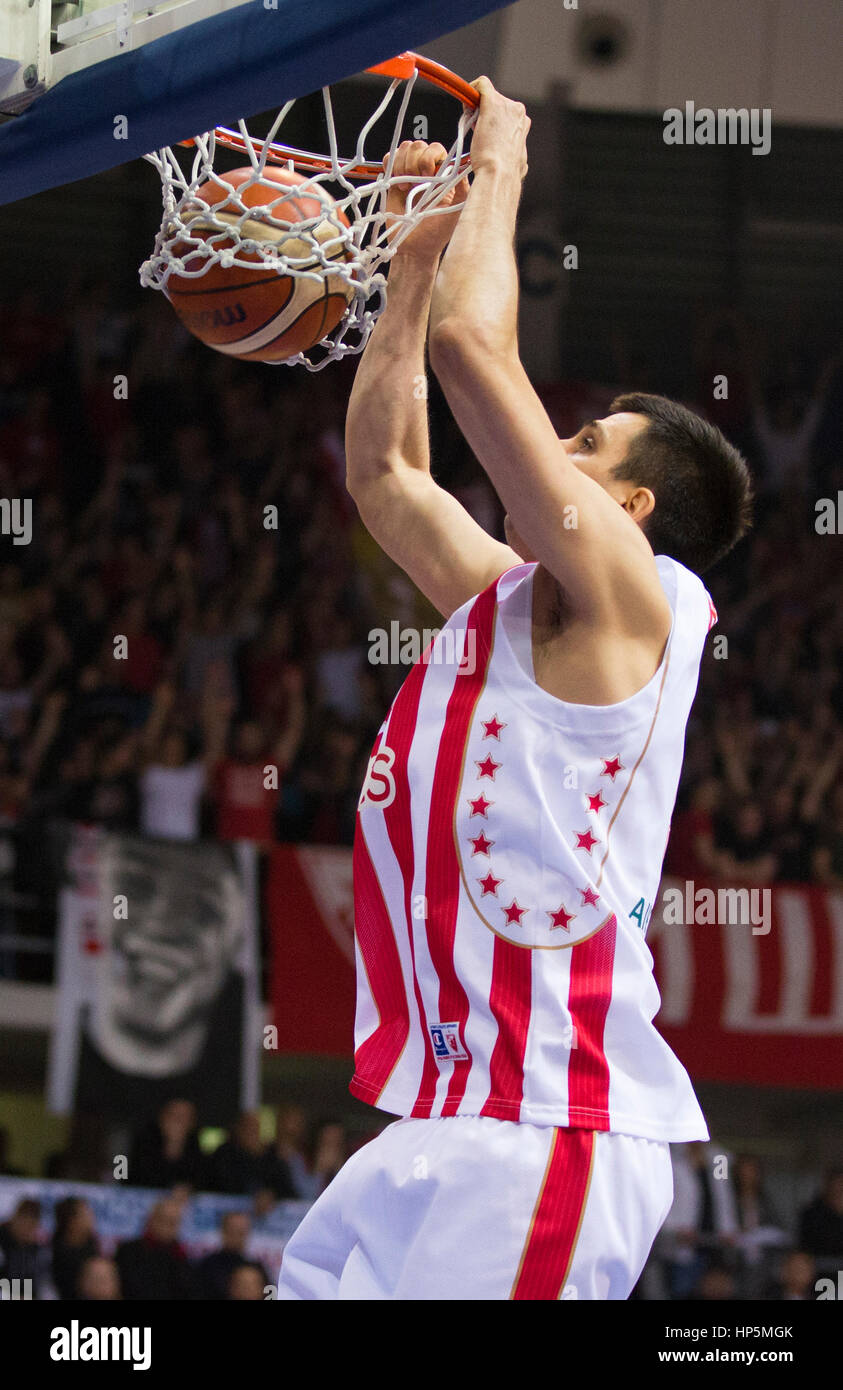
[50, 1321, 151, 1370]
[662, 880, 771, 935]
[0, 498, 32, 546]
[0, 1277, 33, 1299]
[369, 622, 477, 674]
[663, 102, 771, 156]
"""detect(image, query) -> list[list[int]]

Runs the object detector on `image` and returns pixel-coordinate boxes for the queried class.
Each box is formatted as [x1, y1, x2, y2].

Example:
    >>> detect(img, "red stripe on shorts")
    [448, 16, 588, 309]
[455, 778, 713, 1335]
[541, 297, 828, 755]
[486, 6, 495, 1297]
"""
[480, 936, 533, 1119]
[423, 581, 498, 1117]
[511, 1127, 595, 1300]
[565, 914, 617, 1129]
[350, 822, 410, 1100]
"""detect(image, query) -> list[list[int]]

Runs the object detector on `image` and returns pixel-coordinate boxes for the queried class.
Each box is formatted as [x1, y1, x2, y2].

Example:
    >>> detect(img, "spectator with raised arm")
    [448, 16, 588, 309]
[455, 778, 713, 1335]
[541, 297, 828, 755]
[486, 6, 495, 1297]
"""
[213, 669, 306, 848]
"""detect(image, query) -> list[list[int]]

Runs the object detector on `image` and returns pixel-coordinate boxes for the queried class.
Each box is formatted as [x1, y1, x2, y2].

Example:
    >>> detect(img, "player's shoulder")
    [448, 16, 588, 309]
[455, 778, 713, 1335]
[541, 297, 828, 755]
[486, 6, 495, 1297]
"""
[655, 554, 717, 637]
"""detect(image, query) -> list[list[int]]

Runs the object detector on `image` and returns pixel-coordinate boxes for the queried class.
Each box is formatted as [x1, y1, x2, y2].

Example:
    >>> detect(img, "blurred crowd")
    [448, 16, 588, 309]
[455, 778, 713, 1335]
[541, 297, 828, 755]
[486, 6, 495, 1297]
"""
[641, 1145, 843, 1303]
[0, 1102, 359, 1300]
[666, 313, 843, 889]
[0, 1109, 841, 1300]
[0, 281, 840, 1301]
[0, 285, 398, 870]
[0, 284, 840, 960]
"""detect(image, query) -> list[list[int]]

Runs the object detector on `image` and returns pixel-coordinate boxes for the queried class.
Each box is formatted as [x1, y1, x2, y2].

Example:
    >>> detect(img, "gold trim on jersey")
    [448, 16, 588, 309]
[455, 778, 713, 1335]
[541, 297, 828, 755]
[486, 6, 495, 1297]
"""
[453, 604, 616, 951]
[593, 641, 672, 891]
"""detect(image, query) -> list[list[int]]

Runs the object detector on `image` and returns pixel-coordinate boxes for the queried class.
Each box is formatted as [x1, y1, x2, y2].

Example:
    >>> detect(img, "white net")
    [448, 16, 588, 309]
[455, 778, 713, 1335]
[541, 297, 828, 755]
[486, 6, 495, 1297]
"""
[140, 66, 476, 370]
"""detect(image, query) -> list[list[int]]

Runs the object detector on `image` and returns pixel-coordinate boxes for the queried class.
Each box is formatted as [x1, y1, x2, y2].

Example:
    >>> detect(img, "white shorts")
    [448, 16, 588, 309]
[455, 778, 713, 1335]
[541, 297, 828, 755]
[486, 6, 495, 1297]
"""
[277, 1116, 673, 1300]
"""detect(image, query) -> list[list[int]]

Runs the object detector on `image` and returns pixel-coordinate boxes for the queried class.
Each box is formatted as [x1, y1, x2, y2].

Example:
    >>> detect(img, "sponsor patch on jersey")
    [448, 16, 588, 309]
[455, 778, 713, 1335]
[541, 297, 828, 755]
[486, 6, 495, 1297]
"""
[429, 1022, 469, 1062]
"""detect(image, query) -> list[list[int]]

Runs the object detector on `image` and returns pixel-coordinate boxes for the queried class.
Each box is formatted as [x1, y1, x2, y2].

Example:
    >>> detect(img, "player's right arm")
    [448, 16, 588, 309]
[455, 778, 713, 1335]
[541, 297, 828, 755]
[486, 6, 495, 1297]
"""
[345, 142, 521, 620]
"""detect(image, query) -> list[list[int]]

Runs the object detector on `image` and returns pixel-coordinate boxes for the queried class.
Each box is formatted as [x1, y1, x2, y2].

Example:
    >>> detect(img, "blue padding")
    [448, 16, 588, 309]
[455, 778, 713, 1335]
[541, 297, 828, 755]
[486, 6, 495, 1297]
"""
[0, 0, 512, 205]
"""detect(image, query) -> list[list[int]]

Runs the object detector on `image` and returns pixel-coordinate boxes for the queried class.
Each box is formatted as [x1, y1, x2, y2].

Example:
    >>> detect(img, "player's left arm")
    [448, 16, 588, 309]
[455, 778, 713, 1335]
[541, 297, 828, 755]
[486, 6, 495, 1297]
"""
[429, 78, 671, 639]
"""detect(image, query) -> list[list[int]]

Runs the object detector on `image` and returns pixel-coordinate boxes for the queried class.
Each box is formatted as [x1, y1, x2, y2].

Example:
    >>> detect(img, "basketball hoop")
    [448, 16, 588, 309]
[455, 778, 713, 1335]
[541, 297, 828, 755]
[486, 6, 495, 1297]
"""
[140, 53, 479, 370]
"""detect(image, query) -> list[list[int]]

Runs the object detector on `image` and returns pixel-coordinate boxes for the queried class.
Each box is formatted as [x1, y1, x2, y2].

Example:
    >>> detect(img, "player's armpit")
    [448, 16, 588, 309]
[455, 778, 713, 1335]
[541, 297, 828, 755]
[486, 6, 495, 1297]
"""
[429, 335, 672, 641]
[349, 462, 521, 619]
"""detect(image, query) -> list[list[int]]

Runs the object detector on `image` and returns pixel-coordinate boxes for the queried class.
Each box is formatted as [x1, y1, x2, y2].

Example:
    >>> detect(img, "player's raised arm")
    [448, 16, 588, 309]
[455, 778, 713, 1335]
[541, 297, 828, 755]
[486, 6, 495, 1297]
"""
[428, 78, 672, 641]
[345, 140, 521, 620]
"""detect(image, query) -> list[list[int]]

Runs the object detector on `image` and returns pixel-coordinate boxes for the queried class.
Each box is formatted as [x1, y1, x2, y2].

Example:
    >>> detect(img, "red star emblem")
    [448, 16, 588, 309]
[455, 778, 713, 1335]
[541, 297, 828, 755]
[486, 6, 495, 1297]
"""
[586, 791, 606, 814]
[707, 597, 718, 631]
[82, 936, 103, 955]
[575, 828, 599, 854]
[502, 899, 527, 925]
[548, 904, 575, 932]
[580, 885, 600, 908]
[468, 794, 492, 818]
[476, 755, 500, 780]
[478, 871, 502, 897]
[481, 714, 506, 740]
[469, 831, 494, 857]
[600, 755, 623, 780]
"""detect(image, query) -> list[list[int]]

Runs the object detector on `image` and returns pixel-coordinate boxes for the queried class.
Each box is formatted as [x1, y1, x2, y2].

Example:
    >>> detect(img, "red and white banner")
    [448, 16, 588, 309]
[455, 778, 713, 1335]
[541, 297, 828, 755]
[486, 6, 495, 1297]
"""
[266, 849, 843, 1087]
[267, 845, 356, 1055]
[649, 877, 843, 1089]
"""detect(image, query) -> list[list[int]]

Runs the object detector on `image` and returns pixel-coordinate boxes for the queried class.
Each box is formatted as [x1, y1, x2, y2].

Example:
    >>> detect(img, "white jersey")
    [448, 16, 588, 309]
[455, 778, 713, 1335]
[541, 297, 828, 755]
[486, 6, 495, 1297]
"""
[351, 557, 716, 1142]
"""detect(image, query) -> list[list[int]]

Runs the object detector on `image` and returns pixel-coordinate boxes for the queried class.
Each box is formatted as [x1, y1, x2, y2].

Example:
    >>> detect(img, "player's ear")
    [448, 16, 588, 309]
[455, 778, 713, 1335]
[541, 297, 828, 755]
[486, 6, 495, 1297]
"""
[623, 485, 656, 524]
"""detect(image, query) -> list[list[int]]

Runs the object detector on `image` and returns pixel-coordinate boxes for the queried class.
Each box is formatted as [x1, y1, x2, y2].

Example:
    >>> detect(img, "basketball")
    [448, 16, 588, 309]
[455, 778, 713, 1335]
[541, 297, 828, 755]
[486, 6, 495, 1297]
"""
[163, 165, 354, 362]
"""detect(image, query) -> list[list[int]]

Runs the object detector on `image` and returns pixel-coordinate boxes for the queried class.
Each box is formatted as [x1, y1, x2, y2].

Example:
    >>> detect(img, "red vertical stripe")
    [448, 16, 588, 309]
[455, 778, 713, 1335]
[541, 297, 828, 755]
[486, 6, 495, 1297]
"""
[350, 825, 409, 1099]
[566, 915, 617, 1129]
[379, 654, 442, 1117]
[267, 846, 355, 1054]
[511, 1128, 595, 1300]
[688, 880, 727, 1034]
[808, 886, 833, 1018]
[756, 893, 781, 1017]
[481, 937, 533, 1119]
[423, 582, 498, 1117]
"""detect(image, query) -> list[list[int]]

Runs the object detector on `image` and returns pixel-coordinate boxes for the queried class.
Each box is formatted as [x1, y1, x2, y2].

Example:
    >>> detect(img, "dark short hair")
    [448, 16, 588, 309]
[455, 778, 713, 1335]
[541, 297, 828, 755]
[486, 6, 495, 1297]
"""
[608, 392, 753, 573]
[14, 1198, 41, 1221]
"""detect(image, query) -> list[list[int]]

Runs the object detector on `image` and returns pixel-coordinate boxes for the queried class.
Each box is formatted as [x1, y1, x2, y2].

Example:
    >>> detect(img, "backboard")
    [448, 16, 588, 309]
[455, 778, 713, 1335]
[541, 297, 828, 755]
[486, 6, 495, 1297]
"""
[0, 0, 512, 204]
[0, 0, 269, 114]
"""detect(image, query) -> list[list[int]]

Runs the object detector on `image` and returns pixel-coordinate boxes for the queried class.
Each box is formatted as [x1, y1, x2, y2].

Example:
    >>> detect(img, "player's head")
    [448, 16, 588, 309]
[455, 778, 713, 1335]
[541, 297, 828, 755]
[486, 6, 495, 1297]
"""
[145, 1199, 182, 1243]
[233, 718, 264, 761]
[228, 1263, 267, 1300]
[518, 393, 751, 575]
[160, 729, 190, 767]
[77, 1256, 122, 1301]
[221, 1210, 251, 1252]
[587, 393, 752, 573]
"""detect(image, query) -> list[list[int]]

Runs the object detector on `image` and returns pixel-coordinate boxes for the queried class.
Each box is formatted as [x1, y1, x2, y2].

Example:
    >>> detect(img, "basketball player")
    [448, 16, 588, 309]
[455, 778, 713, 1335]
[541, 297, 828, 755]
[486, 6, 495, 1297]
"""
[277, 77, 752, 1300]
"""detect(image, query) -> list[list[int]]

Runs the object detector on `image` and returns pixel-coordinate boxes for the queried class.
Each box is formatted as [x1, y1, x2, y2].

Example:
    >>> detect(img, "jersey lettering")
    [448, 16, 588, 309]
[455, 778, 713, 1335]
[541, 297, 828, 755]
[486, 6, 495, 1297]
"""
[359, 743, 396, 810]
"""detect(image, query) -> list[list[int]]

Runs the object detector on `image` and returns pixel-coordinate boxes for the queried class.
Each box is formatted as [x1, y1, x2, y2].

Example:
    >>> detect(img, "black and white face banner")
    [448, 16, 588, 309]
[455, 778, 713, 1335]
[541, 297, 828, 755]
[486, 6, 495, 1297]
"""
[91, 836, 245, 1077]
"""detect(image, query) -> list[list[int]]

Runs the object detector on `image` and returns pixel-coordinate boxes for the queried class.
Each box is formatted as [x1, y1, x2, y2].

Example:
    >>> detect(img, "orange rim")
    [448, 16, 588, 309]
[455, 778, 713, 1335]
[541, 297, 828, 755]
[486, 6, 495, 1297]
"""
[366, 53, 480, 110]
[177, 51, 477, 180]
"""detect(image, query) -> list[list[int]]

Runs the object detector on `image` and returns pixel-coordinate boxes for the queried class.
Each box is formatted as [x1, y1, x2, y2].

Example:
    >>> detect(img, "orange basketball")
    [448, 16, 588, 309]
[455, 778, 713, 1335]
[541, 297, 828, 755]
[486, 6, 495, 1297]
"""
[164, 166, 354, 362]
